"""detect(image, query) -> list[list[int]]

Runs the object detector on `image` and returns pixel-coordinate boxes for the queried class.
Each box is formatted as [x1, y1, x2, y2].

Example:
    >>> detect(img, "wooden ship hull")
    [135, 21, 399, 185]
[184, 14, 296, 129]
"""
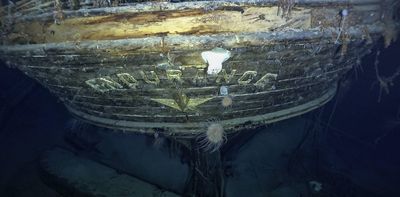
[0, 0, 398, 136]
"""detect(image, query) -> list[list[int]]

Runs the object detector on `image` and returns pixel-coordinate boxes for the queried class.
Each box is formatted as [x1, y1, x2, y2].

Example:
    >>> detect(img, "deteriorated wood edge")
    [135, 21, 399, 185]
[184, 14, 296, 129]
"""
[0, 25, 385, 53]
[1, 0, 383, 22]
[66, 86, 336, 136]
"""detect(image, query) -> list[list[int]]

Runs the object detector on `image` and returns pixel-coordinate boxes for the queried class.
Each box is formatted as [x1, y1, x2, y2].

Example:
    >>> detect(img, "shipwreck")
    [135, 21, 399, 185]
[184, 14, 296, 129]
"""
[0, 0, 399, 196]
[1, 0, 399, 135]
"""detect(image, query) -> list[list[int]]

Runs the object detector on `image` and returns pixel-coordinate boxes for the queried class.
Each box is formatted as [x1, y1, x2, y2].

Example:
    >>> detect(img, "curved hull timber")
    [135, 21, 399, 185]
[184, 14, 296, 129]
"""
[0, 0, 398, 136]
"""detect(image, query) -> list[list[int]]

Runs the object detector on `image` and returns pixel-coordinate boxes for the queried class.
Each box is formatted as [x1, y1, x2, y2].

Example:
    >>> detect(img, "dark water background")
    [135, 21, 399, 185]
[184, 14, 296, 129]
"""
[0, 38, 399, 196]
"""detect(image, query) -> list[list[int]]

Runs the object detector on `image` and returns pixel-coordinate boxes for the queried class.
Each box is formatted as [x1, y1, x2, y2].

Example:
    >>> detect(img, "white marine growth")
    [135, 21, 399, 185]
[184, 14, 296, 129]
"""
[201, 47, 231, 75]
[198, 122, 227, 152]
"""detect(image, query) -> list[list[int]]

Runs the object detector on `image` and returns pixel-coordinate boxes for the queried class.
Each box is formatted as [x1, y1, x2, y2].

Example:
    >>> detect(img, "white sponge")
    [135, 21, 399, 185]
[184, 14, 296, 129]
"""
[201, 48, 231, 75]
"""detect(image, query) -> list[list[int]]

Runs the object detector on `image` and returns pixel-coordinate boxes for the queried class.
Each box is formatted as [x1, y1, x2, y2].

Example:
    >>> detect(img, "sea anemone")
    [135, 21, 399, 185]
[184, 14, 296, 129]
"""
[221, 96, 233, 108]
[197, 122, 227, 152]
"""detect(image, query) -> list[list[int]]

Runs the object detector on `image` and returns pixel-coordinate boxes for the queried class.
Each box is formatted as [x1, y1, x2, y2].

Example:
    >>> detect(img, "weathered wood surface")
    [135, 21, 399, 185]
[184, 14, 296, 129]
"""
[0, 0, 398, 135]
[1, 0, 392, 44]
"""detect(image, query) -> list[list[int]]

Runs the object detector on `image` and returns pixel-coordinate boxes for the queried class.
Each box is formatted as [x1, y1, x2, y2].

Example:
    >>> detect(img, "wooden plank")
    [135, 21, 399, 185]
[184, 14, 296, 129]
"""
[4, 6, 313, 44]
